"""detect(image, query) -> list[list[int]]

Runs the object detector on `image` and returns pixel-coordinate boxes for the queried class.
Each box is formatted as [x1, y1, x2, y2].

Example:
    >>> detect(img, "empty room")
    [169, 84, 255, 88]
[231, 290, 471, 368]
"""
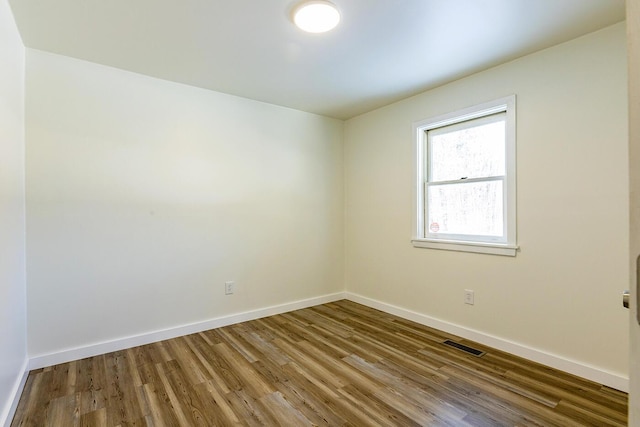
[2, 0, 639, 425]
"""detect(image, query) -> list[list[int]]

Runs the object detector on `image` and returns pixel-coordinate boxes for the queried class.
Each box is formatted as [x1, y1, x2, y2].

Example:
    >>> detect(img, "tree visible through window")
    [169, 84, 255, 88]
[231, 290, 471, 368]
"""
[413, 96, 517, 256]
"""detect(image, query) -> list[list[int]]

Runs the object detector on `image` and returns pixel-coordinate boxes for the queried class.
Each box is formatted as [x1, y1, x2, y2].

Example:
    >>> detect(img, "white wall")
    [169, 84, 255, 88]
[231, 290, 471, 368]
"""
[0, 0, 27, 424]
[345, 23, 629, 386]
[25, 50, 344, 358]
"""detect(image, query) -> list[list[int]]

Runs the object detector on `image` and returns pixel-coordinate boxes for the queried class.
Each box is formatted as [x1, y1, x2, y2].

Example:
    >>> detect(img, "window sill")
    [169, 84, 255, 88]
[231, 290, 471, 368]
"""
[411, 239, 518, 256]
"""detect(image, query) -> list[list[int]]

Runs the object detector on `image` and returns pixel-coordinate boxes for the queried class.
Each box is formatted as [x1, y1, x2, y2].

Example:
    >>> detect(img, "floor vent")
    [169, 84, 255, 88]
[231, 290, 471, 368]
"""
[442, 340, 486, 357]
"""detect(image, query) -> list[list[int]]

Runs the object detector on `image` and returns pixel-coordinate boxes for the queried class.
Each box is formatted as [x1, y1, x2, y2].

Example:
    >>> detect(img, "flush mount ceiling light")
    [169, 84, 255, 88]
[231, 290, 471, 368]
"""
[293, 1, 340, 33]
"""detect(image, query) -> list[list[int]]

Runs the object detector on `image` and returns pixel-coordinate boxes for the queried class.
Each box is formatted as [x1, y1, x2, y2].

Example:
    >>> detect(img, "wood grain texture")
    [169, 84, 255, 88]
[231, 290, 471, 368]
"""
[11, 300, 628, 426]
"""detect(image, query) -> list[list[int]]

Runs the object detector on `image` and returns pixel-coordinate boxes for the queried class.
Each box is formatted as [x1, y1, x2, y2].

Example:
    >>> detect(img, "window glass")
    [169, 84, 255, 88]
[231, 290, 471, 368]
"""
[427, 180, 504, 237]
[428, 113, 505, 182]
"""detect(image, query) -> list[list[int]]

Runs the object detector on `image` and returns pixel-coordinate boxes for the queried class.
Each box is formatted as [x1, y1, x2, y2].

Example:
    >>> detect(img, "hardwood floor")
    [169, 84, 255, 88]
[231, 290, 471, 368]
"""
[11, 300, 628, 426]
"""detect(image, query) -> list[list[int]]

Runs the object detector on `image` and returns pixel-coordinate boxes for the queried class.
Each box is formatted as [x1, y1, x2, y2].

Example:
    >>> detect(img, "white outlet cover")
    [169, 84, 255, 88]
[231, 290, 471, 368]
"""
[464, 289, 474, 305]
[225, 281, 235, 295]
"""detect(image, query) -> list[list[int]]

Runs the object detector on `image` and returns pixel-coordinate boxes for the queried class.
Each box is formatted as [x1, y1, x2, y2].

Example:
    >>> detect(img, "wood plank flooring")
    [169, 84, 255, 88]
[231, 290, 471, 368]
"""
[11, 300, 628, 426]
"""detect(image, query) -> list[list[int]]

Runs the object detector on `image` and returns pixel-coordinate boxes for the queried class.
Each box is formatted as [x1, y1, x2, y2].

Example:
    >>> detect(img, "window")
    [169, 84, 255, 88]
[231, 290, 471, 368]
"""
[412, 96, 517, 256]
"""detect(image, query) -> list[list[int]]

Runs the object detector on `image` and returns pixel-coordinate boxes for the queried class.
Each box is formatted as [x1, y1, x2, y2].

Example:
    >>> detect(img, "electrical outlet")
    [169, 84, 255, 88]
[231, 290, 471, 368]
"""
[225, 281, 235, 295]
[464, 289, 475, 305]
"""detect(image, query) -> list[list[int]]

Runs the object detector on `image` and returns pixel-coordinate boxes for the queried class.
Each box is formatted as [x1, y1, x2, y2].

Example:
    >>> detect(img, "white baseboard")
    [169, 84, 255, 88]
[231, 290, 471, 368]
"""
[1, 358, 29, 427]
[346, 292, 629, 393]
[25, 290, 629, 393]
[29, 292, 346, 370]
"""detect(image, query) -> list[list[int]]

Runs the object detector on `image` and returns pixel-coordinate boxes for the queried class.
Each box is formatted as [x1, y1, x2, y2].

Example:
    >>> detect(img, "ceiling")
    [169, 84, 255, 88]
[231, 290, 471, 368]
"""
[9, 0, 625, 119]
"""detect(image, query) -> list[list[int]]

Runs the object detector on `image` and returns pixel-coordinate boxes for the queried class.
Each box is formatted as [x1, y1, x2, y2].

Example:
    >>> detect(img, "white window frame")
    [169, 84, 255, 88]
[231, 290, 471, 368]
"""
[412, 95, 518, 256]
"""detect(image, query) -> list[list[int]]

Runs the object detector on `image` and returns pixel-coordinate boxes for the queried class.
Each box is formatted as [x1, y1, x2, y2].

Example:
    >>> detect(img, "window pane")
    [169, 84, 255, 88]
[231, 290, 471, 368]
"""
[429, 114, 505, 182]
[427, 180, 503, 238]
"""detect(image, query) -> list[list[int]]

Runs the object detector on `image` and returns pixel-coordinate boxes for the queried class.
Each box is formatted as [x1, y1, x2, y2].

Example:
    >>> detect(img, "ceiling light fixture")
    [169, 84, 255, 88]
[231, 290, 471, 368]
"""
[293, 1, 340, 33]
